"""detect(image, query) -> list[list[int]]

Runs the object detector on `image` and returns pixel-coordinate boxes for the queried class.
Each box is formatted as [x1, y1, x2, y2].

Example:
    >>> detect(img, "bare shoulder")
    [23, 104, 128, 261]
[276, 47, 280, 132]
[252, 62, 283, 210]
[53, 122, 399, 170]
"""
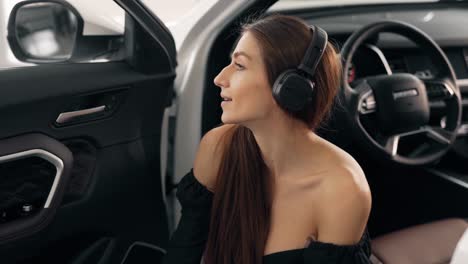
[315, 140, 372, 245]
[193, 124, 236, 192]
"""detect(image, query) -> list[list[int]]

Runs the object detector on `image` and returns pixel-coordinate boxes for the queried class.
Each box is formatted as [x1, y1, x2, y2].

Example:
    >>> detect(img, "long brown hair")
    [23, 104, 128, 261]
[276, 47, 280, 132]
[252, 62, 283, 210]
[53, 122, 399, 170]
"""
[203, 14, 342, 264]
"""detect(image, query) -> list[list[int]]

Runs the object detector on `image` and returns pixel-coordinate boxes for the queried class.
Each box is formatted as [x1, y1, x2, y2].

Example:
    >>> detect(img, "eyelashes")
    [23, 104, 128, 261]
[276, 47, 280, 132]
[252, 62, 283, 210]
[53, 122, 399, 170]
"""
[234, 62, 245, 70]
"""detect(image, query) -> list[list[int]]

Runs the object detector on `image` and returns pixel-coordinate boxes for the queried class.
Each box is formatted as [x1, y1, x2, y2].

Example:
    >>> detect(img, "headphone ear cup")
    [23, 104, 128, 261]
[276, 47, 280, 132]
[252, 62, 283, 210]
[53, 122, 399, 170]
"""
[272, 70, 292, 104]
[272, 70, 314, 112]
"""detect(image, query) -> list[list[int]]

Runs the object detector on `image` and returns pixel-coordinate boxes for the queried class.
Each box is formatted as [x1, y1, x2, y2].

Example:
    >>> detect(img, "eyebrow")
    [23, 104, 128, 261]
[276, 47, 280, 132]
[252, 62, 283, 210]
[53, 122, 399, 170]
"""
[229, 51, 252, 61]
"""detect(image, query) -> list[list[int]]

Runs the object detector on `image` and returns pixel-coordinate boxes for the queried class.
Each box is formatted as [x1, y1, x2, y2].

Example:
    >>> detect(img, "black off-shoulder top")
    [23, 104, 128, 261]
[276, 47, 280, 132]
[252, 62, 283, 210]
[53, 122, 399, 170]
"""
[162, 169, 372, 264]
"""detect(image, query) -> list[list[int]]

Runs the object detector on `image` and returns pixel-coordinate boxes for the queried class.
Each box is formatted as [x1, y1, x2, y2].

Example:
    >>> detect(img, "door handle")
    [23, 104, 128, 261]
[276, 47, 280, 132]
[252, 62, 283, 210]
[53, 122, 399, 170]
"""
[56, 105, 106, 124]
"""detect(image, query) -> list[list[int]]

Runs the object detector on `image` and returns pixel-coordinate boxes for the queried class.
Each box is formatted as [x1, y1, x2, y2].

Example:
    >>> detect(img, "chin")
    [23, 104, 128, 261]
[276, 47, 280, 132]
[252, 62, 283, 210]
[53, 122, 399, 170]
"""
[221, 116, 238, 125]
[221, 113, 246, 125]
[222, 115, 260, 129]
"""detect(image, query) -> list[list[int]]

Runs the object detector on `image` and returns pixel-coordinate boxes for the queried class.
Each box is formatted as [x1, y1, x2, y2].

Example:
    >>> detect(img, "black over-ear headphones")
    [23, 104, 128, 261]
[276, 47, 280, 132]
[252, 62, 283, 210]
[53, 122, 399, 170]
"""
[272, 25, 328, 112]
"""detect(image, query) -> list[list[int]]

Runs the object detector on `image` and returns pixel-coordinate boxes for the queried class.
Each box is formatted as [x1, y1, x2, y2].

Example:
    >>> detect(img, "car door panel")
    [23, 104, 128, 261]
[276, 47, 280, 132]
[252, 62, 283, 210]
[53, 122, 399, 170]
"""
[0, 1, 175, 262]
[0, 63, 173, 145]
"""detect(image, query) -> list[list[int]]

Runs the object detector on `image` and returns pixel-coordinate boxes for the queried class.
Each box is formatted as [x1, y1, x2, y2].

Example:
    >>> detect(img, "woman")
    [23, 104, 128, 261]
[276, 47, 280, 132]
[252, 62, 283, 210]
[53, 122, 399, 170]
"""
[163, 14, 372, 264]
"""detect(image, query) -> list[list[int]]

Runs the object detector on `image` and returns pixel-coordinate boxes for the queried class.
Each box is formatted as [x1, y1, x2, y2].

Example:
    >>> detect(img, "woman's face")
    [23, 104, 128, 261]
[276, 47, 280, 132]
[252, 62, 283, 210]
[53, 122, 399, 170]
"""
[214, 32, 278, 125]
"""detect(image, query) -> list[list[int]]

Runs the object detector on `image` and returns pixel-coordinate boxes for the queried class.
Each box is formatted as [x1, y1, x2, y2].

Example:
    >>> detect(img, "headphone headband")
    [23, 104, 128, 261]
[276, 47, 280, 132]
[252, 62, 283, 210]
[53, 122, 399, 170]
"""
[297, 25, 328, 78]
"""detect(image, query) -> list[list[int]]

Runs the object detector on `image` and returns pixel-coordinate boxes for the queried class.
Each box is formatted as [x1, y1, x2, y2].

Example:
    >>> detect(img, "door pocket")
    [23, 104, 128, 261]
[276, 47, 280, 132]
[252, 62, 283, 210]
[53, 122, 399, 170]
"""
[0, 151, 63, 224]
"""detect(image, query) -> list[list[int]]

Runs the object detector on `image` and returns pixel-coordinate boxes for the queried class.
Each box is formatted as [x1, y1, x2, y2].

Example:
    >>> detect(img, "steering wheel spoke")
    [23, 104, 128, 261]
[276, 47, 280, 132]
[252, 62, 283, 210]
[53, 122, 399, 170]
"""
[384, 135, 399, 156]
[353, 80, 376, 115]
[424, 79, 455, 100]
[424, 125, 454, 145]
[382, 126, 453, 157]
[383, 128, 426, 157]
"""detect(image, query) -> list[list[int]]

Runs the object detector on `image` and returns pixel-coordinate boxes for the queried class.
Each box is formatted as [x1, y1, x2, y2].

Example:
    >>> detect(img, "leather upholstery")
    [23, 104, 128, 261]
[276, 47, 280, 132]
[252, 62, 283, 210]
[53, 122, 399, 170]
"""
[371, 218, 468, 264]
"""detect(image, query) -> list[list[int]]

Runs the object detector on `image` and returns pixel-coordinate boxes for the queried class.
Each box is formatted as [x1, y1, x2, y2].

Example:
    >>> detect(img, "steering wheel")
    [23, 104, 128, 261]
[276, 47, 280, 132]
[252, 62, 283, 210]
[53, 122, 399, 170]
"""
[340, 20, 462, 166]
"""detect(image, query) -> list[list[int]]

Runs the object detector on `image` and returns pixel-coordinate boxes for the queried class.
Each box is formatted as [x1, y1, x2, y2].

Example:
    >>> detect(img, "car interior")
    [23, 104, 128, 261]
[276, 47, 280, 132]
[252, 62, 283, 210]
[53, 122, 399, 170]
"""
[0, 0, 174, 263]
[201, 1, 468, 263]
[0, 0, 467, 263]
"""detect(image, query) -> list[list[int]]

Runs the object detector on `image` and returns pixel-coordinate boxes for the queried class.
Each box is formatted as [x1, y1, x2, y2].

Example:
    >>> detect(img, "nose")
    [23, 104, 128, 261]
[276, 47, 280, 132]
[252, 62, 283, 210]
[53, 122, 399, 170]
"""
[214, 66, 229, 89]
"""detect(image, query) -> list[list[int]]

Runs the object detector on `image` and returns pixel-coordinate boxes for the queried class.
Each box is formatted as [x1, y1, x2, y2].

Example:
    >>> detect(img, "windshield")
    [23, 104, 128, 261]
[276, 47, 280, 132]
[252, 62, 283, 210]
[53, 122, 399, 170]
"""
[270, 0, 441, 11]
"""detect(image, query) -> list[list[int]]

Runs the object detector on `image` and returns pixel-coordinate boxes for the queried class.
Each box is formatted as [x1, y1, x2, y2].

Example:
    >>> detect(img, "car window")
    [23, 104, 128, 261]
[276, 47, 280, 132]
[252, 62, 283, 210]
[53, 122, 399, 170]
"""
[139, 0, 219, 50]
[0, 0, 125, 69]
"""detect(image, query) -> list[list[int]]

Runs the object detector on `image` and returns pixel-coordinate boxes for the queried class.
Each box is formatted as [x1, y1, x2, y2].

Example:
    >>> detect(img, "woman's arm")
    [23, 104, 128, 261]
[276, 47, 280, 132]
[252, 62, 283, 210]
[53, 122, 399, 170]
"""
[193, 124, 236, 192]
[163, 124, 235, 264]
[316, 163, 372, 245]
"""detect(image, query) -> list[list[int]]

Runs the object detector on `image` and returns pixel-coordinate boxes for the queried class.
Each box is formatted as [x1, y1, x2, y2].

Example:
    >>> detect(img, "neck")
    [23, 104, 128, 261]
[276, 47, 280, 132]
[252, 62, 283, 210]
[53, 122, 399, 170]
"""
[242, 109, 322, 179]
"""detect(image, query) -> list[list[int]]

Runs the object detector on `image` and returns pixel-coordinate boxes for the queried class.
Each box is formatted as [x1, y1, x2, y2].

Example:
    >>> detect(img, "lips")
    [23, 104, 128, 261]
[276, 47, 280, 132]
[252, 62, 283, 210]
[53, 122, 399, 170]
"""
[221, 100, 231, 106]
[220, 93, 232, 102]
[220, 94, 232, 107]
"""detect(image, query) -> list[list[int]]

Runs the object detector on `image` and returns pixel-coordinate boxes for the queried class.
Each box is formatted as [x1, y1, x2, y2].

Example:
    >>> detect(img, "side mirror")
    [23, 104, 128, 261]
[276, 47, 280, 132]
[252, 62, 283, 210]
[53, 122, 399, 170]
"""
[7, 0, 84, 63]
